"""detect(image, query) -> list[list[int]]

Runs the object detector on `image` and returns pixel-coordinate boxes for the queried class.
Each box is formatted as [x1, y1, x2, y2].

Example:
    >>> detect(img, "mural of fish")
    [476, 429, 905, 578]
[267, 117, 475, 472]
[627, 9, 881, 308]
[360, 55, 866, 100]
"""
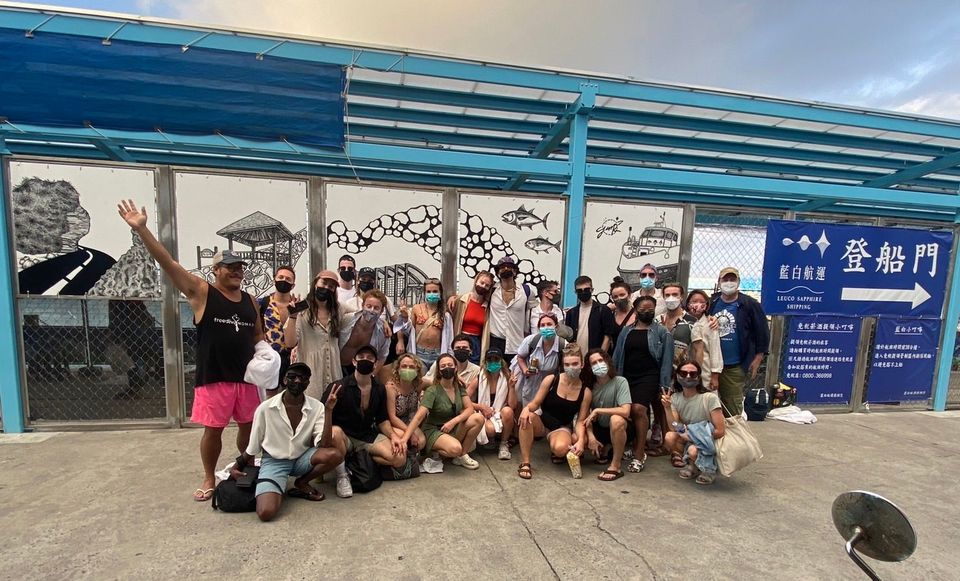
[502, 205, 549, 230]
[524, 237, 562, 254]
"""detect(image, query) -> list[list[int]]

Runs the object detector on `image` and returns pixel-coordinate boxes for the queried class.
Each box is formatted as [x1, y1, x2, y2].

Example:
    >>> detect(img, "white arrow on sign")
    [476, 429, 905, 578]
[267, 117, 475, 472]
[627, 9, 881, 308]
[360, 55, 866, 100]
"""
[840, 282, 932, 309]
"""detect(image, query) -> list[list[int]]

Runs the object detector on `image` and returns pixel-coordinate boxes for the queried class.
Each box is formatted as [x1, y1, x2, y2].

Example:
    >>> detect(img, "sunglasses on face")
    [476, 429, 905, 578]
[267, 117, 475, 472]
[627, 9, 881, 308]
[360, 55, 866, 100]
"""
[677, 370, 700, 378]
[639, 273, 656, 279]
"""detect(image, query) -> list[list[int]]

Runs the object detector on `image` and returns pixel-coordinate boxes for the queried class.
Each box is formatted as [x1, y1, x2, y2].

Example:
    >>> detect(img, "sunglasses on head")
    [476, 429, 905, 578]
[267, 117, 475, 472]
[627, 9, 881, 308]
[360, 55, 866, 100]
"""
[677, 370, 700, 378]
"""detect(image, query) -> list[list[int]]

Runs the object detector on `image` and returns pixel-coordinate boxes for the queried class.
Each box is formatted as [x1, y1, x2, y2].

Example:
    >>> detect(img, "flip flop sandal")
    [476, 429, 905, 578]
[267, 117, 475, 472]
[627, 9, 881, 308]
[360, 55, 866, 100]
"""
[696, 472, 716, 485]
[518, 463, 533, 480]
[288, 488, 326, 501]
[646, 447, 669, 457]
[679, 465, 699, 480]
[671, 453, 687, 468]
[598, 469, 624, 481]
[193, 488, 214, 502]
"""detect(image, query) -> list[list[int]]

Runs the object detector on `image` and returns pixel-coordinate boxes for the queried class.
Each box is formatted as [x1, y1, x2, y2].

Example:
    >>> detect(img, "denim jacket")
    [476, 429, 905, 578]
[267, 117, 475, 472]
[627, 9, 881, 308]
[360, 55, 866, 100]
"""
[612, 321, 674, 390]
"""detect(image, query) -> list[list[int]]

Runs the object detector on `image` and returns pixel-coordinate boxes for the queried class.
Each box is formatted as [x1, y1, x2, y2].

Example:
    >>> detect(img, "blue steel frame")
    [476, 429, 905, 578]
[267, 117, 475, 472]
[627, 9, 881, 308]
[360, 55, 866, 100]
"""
[2, 4, 960, 430]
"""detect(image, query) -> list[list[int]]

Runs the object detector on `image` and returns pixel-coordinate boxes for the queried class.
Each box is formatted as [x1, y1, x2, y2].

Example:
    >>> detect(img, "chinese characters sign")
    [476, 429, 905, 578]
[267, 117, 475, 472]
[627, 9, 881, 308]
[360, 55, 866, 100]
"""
[762, 220, 952, 317]
[866, 318, 940, 403]
[783, 316, 861, 404]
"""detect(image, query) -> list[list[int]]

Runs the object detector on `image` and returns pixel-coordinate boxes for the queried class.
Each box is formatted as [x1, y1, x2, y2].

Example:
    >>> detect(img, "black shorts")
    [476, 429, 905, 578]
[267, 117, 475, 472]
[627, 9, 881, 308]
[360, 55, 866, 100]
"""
[593, 420, 636, 446]
[540, 410, 572, 433]
[627, 377, 660, 408]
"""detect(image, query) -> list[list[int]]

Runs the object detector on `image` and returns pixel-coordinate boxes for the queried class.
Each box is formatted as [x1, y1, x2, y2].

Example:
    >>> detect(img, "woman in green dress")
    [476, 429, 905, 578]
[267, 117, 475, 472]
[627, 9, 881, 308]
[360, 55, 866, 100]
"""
[401, 353, 485, 469]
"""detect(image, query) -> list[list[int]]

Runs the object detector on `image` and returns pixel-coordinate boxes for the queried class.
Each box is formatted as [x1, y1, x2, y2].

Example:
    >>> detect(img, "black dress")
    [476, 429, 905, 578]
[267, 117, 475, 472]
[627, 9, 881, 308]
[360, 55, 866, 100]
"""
[622, 328, 660, 407]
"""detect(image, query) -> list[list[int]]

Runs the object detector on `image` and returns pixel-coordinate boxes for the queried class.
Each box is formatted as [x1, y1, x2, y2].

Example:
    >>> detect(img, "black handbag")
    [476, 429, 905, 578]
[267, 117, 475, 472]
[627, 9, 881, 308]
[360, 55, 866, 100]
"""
[211, 466, 283, 512]
[380, 455, 421, 481]
[346, 449, 383, 493]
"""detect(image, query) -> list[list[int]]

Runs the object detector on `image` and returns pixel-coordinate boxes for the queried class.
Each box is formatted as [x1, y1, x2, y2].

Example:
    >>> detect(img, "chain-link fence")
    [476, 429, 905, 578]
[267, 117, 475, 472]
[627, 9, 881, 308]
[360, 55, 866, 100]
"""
[18, 296, 166, 421]
[181, 301, 198, 421]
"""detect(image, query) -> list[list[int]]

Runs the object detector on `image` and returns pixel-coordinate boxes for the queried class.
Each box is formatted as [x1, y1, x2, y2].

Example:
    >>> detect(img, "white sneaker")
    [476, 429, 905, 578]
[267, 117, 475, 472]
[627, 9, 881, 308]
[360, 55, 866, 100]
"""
[452, 453, 480, 470]
[336, 475, 353, 498]
[497, 443, 512, 460]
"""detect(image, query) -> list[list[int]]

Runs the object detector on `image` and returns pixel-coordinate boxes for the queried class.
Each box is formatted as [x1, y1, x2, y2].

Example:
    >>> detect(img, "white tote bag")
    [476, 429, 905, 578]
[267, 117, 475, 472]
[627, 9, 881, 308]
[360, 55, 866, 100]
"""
[715, 401, 763, 477]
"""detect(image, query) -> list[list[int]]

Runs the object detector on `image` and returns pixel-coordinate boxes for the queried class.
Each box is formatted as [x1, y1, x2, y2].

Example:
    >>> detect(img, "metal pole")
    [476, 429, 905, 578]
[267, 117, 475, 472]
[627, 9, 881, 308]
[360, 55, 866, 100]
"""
[308, 177, 326, 277]
[932, 221, 960, 411]
[156, 166, 184, 426]
[561, 84, 595, 309]
[0, 149, 27, 432]
[764, 210, 794, 389]
[850, 317, 876, 412]
[441, 187, 458, 295]
[677, 203, 696, 292]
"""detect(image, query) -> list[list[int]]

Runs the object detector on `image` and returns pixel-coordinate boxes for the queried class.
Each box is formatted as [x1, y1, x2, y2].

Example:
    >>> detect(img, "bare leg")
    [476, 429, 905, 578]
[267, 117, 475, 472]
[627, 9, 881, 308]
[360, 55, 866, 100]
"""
[432, 434, 464, 459]
[460, 414, 485, 454]
[519, 414, 545, 465]
[608, 415, 628, 473]
[631, 403, 649, 458]
[293, 447, 344, 495]
[256, 492, 282, 522]
[198, 426, 225, 497]
[547, 429, 573, 458]
[236, 422, 252, 455]
[369, 438, 407, 468]
[499, 406, 515, 442]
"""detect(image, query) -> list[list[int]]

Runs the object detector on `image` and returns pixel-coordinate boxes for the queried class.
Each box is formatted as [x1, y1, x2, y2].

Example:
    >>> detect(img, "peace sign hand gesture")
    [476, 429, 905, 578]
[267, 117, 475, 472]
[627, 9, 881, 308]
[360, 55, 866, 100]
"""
[325, 383, 343, 410]
[117, 199, 147, 230]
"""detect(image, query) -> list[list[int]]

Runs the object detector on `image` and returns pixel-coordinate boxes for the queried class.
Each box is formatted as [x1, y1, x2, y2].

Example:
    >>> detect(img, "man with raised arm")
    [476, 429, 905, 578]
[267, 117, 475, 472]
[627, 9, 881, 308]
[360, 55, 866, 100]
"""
[117, 199, 264, 502]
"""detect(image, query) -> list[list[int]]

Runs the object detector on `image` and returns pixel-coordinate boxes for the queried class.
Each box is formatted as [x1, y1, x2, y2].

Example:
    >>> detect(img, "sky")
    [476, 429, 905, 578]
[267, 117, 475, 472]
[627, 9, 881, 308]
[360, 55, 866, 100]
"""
[20, 0, 960, 120]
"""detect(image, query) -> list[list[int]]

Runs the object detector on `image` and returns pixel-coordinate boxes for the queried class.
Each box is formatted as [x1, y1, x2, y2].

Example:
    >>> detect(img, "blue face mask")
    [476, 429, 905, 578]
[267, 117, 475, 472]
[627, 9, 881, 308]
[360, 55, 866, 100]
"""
[640, 276, 655, 289]
[486, 361, 502, 373]
[425, 292, 441, 303]
[539, 327, 556, 339]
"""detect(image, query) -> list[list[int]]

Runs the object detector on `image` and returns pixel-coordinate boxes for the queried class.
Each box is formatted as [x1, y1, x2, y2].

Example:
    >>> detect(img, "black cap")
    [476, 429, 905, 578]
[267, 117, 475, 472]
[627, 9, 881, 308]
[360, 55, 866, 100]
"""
[358, 267, 376, 278]
[495, 255, 518, 268]
[485, 347, 503, 360]
[286, 362, 312, 377]
[355, 345, 378, 359]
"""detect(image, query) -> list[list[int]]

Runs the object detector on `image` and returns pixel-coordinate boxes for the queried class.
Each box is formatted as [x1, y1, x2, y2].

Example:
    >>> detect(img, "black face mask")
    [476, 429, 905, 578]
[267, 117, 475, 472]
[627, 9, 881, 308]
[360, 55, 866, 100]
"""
[453, 349, 471, 363]
[439, 367, 456, 380]
[275, 280, 293, 294]
[355, 359, 375, 375]
[284, 376, 309, 396]
[339, 268, 356, 282]
[498, 269, 515, 280]
[551, 293, 561, 305]
[475, 286, 490, 296]
[314, 288, 331, 302]
[358, 281, 375, 292]
[637, 310, 655, 324]
[576, 288, 593, 302]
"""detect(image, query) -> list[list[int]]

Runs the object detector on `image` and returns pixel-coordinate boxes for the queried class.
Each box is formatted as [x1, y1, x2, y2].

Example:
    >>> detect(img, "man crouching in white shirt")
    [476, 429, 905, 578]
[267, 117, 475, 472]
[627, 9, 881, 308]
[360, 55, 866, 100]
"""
[231, 362, 343, 521]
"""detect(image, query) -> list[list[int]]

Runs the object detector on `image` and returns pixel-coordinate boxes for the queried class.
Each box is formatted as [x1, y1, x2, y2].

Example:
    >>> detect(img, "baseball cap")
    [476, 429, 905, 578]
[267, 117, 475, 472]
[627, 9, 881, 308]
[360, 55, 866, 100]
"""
[495, 256, 518, 270]
[485, 347, 504, 360]
[355, 345, 378, 359]
[317, 269, 339, 283]
[640, 263, 658, 274]
[719, 266, 740, 280]
[286, 362, 312, 377]
[358, 267, 376, 278]
[211, 249, 247, 267]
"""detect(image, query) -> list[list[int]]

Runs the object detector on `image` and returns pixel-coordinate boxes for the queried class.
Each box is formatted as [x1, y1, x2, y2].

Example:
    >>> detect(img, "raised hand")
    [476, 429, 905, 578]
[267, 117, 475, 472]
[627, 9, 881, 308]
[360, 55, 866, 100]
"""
[117, 199, 147, 230]
[325, 383, 342, 409]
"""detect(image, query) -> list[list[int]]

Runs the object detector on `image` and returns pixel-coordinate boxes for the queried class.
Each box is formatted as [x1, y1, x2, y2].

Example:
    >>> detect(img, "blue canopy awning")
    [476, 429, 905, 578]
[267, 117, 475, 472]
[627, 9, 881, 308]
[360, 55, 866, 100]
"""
[0, 29, 345, 148]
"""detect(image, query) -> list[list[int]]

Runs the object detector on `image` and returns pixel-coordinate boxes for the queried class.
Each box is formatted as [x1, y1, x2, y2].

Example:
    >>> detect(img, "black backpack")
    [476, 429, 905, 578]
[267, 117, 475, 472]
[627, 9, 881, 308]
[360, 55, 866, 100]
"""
[346, 449, 383, 493]
[211, 467, 284, 513]
[744, 387, 771, 422]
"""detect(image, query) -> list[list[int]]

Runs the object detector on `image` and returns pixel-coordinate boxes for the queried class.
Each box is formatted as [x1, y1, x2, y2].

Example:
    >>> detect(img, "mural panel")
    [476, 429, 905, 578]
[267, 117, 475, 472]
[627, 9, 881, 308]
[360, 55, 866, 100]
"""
[581, 201, 685, 301]
[175, 173, 309, 298]
[325, 183, 442, 305]
[457, 193, 566, 293]
[9, 161, 159, 297]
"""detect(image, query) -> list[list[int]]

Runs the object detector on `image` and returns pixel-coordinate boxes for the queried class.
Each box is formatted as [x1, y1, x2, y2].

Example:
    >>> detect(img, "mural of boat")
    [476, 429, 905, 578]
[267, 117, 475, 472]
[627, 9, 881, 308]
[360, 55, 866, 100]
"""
[617, 213, 680, 290]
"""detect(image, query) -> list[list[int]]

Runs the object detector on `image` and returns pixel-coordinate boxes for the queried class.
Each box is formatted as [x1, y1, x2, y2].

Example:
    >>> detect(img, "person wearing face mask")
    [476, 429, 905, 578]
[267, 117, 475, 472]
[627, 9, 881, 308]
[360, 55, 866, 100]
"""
[687, 290, 723, 392]
[336, 255, 358, 304]
[401, 353, 485, 469]
[487, 256, 537, 366]
[339, 266, 397, 321]
[628, 263, 667, 317]
[612, 295, 674, 473]
[325, 345, 408, 498]
[283, 270, 343, 400]
[609, 280, 638, 332]
[470, 348, 516, 461]
[384, 354, 426, 453]
[395, 278, 453, 370]
[662, 361, 725, 485]
[424, 334, 482, 386]
[512, 312, 567, 409]
[529, 280, 564, 339]
[231, 363, 344, 520]
[258, 266, 299, 397]
[338, 290, 392, 376]
[449, 271, 495, 364]
[709, 267, 769, 417]
[516, 346, 591, 480]
[564, 275, 618, 356]
[659, 282, 698, 369]
[582, 349, 634, 481]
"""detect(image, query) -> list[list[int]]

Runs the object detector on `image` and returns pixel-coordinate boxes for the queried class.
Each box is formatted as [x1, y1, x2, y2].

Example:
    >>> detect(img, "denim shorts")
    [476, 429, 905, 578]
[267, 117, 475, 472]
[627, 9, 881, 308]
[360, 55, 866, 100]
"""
[255, 448, 316, 497]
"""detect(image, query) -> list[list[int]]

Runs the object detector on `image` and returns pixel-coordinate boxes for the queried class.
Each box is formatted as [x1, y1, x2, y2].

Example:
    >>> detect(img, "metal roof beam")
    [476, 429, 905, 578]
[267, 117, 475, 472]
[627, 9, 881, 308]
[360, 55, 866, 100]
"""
[862, 150, 960, 189]
[349, 81, 564, 117]
[90, 138, 135, 162]
[791, 199, 837, 212]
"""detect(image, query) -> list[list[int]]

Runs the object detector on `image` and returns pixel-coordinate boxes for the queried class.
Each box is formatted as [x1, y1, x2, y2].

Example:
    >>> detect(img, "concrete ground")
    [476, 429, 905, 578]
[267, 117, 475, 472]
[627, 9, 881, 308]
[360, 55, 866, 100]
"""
[1, 411, 958, 580]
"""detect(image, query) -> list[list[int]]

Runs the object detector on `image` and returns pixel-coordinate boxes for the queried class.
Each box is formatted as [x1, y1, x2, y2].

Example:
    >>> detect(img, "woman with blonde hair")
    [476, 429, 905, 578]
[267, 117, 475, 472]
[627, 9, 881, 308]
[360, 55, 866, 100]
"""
[385, 353, 426, 452]
[396, 278, 453, 370]
[448, 271, 495, 364]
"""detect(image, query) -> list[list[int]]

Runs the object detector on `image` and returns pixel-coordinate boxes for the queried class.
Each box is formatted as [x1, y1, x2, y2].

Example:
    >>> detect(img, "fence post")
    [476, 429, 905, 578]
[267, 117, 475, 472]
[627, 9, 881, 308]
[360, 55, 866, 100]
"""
[0, 150, 26, 432]
[441, 188, 458, 295]
[764, 211, 793, 389]
[561, 83, 595, 308]
[677, 203, 696, 292]
[156, 166, 184, 427]
[932, 222, 960, 411]
[308, 176, 325, 277]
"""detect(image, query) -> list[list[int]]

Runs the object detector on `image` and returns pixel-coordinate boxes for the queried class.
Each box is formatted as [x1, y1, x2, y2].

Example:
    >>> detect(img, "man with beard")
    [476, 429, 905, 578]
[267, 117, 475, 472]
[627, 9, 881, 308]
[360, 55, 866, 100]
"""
[117, 200, 264, 503]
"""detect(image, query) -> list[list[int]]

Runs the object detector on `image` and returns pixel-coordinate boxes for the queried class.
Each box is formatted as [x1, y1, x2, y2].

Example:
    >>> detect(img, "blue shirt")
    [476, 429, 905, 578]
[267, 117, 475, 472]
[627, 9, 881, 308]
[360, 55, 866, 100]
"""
[713, 299, 741, 366]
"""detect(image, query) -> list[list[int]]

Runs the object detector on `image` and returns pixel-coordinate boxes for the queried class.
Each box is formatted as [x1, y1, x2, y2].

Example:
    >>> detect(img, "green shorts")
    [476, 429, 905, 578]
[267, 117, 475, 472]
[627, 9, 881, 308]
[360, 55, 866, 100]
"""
[346, 433, 388, 454]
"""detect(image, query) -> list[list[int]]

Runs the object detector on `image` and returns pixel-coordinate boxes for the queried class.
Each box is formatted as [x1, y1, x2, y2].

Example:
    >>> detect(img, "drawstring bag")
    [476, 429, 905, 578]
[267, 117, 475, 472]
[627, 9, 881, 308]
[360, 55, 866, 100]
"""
[715, 400, 764, 477]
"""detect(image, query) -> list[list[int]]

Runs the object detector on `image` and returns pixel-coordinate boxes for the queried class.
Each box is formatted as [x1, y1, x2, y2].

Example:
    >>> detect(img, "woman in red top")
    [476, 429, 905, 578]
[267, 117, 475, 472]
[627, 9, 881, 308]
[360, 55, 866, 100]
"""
[449, 271, 494, 364]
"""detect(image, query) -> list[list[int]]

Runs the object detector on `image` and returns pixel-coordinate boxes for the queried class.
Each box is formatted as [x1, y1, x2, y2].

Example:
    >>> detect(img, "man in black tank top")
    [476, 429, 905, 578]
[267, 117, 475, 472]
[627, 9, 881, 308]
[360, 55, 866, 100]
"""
[119, 200, 265, 503]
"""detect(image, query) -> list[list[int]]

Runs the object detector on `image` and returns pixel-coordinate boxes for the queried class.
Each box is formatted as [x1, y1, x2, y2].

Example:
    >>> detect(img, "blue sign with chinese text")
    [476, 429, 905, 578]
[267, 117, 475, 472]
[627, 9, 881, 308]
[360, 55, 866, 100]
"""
[783, 315, 861, 404]
[866, 318, 940, 402]
[762, 220, 952, 317]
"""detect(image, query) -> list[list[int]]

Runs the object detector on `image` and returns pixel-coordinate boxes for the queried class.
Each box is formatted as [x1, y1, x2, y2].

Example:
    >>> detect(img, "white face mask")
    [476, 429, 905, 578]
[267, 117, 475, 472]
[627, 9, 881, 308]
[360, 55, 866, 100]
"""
[720, 281, 739, 296]
[591, 363, 609, 377]
[664, 297, 681, 311]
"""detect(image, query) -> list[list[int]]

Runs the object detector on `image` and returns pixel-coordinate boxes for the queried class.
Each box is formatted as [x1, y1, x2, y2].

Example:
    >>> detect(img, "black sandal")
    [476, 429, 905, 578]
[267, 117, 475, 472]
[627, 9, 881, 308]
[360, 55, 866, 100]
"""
[598, 469, 624, 482]
[518, 463, 532, 479]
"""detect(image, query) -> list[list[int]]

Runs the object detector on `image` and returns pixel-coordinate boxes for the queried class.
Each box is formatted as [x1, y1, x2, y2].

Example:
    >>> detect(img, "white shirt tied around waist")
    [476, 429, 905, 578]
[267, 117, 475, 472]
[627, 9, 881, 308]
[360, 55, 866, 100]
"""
[245, 392, 325, 460]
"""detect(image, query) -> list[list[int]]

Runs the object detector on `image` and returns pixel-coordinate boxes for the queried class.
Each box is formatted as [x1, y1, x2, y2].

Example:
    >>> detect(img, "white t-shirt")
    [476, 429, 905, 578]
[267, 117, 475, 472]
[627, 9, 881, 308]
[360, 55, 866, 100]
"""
[576, 303, 592, 354]
[530, 303, 564, 335]
[337, 285, 356, 304]
[630, 287, 666, 316]
[488, 285, 534, 354]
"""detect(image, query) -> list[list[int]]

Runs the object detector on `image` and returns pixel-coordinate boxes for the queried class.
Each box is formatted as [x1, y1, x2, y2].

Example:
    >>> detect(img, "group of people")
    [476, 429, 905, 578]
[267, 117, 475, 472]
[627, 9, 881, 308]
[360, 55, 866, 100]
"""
[118, 199, 769, 521]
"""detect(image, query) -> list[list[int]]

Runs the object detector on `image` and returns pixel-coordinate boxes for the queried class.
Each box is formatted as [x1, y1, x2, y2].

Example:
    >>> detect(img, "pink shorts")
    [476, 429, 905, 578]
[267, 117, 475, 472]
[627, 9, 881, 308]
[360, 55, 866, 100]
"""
[191, 382, 260, 428]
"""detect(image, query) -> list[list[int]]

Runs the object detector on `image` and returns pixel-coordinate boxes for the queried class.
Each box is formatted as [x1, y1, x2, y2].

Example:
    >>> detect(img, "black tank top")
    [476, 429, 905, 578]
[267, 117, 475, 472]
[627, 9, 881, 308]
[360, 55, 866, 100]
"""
[542, 373, 585, 426]
[195, 284, 258, 386]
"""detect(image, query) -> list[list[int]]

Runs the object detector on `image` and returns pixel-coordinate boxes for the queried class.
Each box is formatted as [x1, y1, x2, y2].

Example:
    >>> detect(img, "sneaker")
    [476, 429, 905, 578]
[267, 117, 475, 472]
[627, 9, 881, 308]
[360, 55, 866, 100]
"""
[497, 443, 512, 460]
[336, 475, 353, 498]
[452, 454, 480, 470]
